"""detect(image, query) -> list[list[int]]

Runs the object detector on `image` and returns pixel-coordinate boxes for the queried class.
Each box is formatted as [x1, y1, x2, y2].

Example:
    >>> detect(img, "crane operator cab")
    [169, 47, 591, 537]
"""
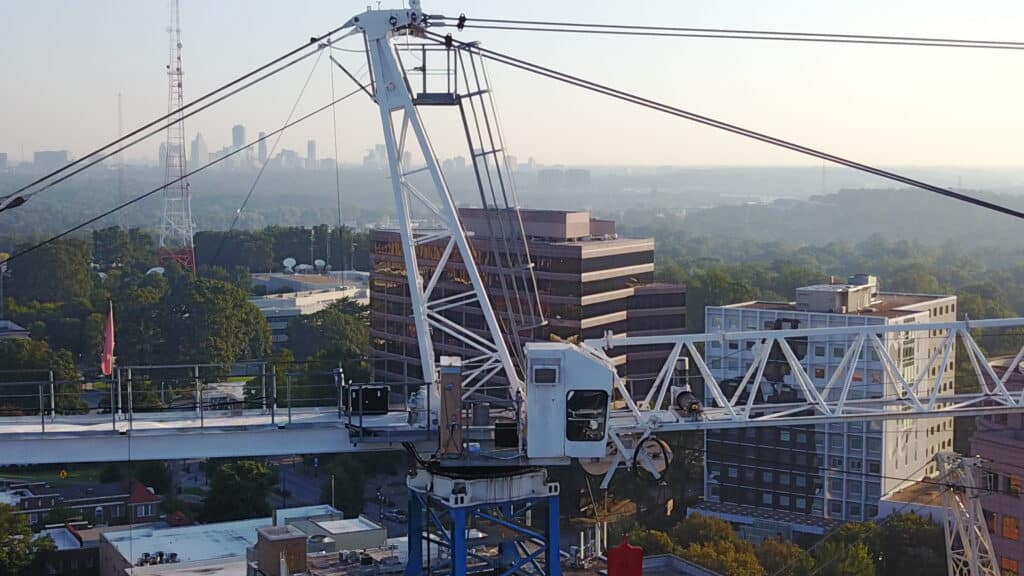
[524, 342, 613, 459]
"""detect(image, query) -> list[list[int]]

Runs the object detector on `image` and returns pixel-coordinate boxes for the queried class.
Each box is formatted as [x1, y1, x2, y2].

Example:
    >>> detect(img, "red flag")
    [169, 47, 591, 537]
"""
[101, 301, 115, 377]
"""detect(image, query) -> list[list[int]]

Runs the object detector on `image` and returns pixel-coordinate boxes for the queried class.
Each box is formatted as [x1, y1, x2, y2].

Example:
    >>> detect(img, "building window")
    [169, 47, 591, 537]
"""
[763, 471, 774, 483]
[779, 473, 790, 486]
[780, 430, 791, 442]
[830, 478, 843, 494]
[830, 456, 843, 469]
[868, 461, 881, 475]
[815, 345, 825, 357]
[1003, 516, 1019, 541]
[987, 509, 1000, 535]
[1010, 476, 1022, 496]
[795, 476, 807, 488]
[849, 436, 863, 451]
[830, 436, 842, 449]
[727, 467, 738, 479]
[137, 504, 155, 518]
[1001, 557, 1018, 576]
[833, 346, 845, 357]
[779, 495, 790, 507]
[829, 500, 842, 515]
[796, 497, 807, 510]
[814, 367, 826, 379]
[762, 493, 773, 505]
[849, 502, 862, 517]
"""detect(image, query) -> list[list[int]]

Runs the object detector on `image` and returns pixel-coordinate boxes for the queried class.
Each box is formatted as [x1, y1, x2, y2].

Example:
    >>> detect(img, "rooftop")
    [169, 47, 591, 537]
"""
[883, 478, 944, 505]
[103, 517, 270, 563]
[273, 504, 342, 526]
[316, 516, 383, 535]
[38, 526, 82, 550]
[728, 291, 947, 319]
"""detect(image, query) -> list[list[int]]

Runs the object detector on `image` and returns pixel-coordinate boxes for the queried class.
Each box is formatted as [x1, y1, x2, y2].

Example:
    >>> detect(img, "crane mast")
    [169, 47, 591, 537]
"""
[349, 2, 524, 409]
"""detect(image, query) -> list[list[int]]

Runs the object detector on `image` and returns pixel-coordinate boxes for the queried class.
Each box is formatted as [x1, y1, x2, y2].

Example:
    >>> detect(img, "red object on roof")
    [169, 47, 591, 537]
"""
[607, 537, 644, 576]
[127, 481, 160, 504]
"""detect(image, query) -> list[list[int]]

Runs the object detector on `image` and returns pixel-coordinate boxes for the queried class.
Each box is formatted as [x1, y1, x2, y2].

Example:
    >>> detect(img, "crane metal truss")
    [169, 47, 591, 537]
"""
[582, 318, 1024, 488]
[158, 0, 196, 272]
[935, 453, 1000, 576]
[349, 3, 530, 403]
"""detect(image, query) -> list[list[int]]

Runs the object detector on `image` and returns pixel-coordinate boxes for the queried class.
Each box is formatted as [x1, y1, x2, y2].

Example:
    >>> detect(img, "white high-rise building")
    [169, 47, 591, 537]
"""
[190, 133, 208, 165]
[694, 274, 957, 540]
[307, 139, 317, 169]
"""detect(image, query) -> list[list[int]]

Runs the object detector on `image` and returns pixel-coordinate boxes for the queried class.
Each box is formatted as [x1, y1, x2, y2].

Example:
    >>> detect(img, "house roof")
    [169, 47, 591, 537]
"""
[128, 482, 160, 504]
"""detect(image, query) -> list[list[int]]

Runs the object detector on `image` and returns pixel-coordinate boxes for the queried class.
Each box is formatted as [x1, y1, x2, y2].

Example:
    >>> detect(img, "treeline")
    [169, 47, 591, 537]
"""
[616, 226, 1024, 332]
[627, 512, 945, 576]
[193, 225, 369, 272]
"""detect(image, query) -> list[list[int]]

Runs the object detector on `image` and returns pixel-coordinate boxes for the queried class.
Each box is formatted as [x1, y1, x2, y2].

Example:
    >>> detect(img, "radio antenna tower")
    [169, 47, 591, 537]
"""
[158, 0, 196, 272]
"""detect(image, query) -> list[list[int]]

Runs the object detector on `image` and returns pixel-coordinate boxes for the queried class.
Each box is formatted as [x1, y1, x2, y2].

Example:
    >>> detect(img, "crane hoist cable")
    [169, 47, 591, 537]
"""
[436, 16, 1024, 51]
[425, 30, 1024, 222]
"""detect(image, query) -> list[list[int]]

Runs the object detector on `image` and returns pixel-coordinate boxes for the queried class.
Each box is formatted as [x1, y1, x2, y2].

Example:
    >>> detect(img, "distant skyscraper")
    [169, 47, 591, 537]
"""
[0, 153, 7, 171]
[258, 132, 268, 164]
[190, 133, 208, 166]
[158, 143, 167, 169]
[33, 150, 69, 172]
[307, 139, 317, 169]
[232, 124, 246, 150]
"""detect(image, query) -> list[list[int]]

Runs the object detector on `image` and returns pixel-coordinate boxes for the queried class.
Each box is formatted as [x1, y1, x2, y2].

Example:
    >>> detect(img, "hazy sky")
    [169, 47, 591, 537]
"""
[2, 0, 1023, 167]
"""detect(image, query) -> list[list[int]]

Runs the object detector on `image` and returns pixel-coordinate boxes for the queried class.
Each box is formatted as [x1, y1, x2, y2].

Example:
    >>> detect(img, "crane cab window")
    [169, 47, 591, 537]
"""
[565, 390, 609, 442]
[533, 366, 559, 384]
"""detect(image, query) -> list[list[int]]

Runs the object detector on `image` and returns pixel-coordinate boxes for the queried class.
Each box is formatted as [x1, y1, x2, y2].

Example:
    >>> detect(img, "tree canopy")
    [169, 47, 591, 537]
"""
[202, 459, 273, 522]
[0, 503, 54, 576]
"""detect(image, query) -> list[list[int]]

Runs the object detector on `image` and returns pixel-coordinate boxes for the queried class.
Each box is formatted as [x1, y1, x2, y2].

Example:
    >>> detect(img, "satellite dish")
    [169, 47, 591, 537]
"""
[146, 267, 165, 276]
[282, 257, 296, 273]
[314, 258, 326, 271]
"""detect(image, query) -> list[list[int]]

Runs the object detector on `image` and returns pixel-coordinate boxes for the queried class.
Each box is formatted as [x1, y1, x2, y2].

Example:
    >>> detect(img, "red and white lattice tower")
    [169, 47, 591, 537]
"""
[158, 0, 195, 272]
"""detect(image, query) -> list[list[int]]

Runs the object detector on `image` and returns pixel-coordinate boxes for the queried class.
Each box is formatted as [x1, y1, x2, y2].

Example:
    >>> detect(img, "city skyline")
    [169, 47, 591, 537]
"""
[1, 1, 1023, 169]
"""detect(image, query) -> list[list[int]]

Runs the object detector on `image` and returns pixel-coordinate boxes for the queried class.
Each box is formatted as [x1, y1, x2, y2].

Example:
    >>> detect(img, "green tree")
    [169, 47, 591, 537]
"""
[155, 278, 271, 365]
[202, 460, 273, 522]
[679, 540, 762, 576]
[870, 514, 945, 576]
[0, 503, 55, 576]
[669, 513, 739, 547]
[6, 239, 94, 303]
[813, 541, 876, 576]
[287, 298, 370, 382]
[623, 528, 676, 556]
[757, 537, 814, 576]
[133, 461, 172, 495]
[0, 339, 82, 415]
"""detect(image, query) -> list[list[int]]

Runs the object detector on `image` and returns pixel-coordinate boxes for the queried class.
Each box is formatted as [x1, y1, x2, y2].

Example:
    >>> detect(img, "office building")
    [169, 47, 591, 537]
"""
[0, 152, 7, 170]
[369, 209, 686, 387]
[307, 139, 317, 169]
[232, 124, 246, 150]
[33, 150, 69, 172]
[190, 133, 208, 165]
[971, 358, 1024, 576]
[258, 132, 268, 164]
[695, 275, 956, 540]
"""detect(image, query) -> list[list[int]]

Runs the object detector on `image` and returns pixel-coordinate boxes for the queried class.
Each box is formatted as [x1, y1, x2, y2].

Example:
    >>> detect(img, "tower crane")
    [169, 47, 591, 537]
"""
[335, 4, 1024, 576]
